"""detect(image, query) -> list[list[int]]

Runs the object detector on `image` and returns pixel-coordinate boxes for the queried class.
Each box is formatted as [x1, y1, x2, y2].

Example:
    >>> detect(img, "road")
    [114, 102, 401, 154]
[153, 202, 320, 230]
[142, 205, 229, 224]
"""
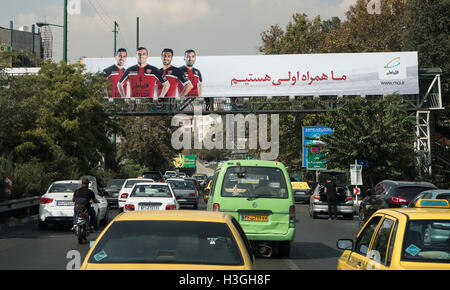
[0, 201, 360, 270]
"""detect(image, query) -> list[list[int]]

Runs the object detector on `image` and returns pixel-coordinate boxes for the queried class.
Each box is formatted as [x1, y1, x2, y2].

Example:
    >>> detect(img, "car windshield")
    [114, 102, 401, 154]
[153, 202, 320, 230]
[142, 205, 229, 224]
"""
[48, 183, 80, 193]
[130, 184, 172, 198]
[88, 220, 243, 266]
[221, 166, 288, 199]
[402, 220, 450, 263]
[167, 180, 196, 190]
[125, 179, 153, 188]
[393, 187, 434, 201]
[107, 180, 125, 189]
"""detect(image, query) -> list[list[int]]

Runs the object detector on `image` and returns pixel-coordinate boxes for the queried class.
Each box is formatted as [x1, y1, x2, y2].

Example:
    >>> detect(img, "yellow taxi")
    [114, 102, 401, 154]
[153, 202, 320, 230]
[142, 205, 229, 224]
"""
[337, 199, 450, 270]
[81, 210, 256, 270]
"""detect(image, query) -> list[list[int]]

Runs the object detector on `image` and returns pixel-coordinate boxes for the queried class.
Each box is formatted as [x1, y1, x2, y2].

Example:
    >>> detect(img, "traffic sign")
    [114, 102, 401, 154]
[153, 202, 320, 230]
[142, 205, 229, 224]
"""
[5, 176, 12, 196]
[353, 187, 360, 195]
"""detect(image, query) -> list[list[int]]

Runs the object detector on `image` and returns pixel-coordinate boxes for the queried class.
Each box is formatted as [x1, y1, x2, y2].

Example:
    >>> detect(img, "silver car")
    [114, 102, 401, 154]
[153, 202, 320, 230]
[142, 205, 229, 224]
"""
[308, 170, 354, 220]
[166, 178, 199, 209]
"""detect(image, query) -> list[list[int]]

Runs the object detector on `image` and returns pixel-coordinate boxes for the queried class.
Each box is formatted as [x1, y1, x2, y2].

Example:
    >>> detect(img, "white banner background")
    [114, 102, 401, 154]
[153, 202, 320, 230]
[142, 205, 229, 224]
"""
[83, 51, 419, 97]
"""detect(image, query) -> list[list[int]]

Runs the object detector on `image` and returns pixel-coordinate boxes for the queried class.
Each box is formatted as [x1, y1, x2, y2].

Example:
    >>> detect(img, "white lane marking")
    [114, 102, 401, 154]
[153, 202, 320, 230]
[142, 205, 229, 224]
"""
[284, 259, 301, 270]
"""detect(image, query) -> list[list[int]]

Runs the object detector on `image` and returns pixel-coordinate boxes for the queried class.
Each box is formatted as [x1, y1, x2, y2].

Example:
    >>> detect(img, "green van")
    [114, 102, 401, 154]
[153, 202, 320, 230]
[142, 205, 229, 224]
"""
[206, 160, 295, 257]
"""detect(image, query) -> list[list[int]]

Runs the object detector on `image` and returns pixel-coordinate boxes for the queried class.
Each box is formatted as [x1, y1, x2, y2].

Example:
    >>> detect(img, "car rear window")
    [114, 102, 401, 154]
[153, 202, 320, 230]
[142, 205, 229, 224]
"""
[88, 220, 243, 265]
[130, 184, 172, 198]
[436, 194, 450, 203]
[221, 166, 288, 199]
[393, 187, 435, 201]
[124, 179, 153, 188]
[48, 183, 80, 193]
[402, 220, 450, 263]
[107, 180, 125, 189]
[167, 180, 196, 190]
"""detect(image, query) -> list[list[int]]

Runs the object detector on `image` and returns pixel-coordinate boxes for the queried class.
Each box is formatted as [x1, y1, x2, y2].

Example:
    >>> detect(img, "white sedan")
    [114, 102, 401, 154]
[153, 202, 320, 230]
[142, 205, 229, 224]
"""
[123, 182, 179, 212]
[38, 180, 108, 230]
[118, 178, 155, 211]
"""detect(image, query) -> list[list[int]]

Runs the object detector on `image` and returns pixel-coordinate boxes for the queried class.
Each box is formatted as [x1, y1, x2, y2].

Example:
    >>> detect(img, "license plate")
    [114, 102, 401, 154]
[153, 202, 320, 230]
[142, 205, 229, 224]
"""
[139, 206, 159, 210]
[57, 201, 74, 206]
[241, 215, 268, 222]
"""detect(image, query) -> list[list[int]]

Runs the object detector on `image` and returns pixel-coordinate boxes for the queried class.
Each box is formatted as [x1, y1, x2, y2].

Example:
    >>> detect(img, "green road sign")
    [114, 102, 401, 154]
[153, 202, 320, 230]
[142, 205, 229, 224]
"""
[306, 146, 326, 170]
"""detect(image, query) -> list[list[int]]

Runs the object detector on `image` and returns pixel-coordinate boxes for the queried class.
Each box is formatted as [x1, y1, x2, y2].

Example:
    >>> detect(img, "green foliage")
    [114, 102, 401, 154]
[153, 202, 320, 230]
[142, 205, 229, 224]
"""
[117, 116, 177, 171]
[320, 95, 417, 187]
[0, 61, 116, 198]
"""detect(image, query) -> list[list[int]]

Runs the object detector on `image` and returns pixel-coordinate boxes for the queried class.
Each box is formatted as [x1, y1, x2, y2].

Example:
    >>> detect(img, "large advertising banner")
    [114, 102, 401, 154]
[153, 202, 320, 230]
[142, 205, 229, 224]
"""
[83, 51, 419, 98]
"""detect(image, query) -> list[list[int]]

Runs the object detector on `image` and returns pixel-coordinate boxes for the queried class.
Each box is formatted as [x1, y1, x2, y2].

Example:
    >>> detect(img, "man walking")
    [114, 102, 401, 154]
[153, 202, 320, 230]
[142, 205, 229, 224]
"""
[118, 47, 170, 99]
[103, 48, 127, 98]
[324, 178, 338, 220]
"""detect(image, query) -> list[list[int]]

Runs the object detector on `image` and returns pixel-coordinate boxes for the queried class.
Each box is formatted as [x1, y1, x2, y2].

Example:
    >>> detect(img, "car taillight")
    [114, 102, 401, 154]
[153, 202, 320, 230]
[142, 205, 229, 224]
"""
[158, 178, 163, 182]
[189, 193, 196, 197]
[313, 195, 320, 200]
[390, 196, 408, 205]
[124, 204, 135, 211]
[346, 196, 353, 202]
[289, 205, 295, 224]
[120, 193, 128, 199]
[40, 197, 54, 204]
[166, 204, 176, 210]
[213, 203, 220, 211]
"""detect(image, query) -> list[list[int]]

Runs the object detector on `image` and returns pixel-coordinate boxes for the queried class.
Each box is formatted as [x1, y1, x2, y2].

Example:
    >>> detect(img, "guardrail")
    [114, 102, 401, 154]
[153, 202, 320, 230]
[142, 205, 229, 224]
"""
[0, 196, 40, 224]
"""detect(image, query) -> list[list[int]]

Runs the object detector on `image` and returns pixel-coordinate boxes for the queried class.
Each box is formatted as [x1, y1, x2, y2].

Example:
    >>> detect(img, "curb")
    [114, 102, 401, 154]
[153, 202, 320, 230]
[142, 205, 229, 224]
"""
[0, 215, 38, 234]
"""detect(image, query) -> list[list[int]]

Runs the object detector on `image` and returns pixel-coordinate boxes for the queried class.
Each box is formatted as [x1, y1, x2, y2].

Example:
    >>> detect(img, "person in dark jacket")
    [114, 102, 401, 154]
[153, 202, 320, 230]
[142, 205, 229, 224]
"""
[324, 178, 338, 220]
[71, 178, 99, 232]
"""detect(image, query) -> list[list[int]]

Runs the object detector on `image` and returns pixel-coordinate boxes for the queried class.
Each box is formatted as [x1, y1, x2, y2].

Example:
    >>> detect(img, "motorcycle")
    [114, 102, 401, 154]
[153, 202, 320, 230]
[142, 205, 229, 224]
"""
[75, 208, 90, 244]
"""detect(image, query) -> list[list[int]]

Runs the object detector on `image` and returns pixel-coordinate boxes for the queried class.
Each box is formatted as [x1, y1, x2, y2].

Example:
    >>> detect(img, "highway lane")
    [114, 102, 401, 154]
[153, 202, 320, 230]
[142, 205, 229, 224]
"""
[0, 202, 361, 270]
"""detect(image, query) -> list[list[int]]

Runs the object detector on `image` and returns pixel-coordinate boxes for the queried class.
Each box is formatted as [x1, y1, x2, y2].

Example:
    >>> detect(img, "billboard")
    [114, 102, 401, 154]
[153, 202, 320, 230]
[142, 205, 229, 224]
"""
[302, 126, 334, 168]
[83, 51, 419, 99]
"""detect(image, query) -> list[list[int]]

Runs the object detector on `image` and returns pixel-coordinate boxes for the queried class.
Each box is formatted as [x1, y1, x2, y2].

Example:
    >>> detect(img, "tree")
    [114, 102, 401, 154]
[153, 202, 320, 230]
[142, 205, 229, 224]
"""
[117, 116, 177, 171]
[0, 60, 117, 197]
[320, 95, 417, 187]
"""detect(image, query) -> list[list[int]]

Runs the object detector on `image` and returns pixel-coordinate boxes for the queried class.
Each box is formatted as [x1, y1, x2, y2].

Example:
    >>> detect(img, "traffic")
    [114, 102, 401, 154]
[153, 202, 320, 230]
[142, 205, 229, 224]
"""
[33, 159, 450, 270]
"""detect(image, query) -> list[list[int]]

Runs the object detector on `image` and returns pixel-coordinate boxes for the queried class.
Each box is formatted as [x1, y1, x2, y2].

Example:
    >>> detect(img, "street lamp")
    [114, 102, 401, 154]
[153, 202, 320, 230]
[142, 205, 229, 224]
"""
[36, 22, 67, 63]
[36, 0, 68, 62]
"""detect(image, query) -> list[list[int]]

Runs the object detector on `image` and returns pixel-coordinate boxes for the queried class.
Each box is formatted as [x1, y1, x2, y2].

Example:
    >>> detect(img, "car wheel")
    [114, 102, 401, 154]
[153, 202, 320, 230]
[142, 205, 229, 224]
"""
[309, 205, 317, 219]
[102, 208, 109, 226]
[38, 220, 48, 230]
[278, 241, 291, 258]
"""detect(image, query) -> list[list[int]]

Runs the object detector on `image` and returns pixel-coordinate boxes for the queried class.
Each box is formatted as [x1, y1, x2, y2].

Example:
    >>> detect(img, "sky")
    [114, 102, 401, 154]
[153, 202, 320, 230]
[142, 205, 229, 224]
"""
[3, 0, 357, 63]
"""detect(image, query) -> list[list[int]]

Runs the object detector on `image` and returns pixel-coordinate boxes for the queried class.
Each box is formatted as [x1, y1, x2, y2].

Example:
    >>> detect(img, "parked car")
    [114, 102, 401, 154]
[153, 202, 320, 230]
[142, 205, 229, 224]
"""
[308, 170, 354, 220]
[123, 182, 179, 212]
[39, 179, 109, 230]
[408, 189, 450, 207]
[359, 180, 438, 225]
[81, 211, 256, 270]
[166, 178, 199, 209]
[336, 198, 450, 270]
[206, 160, 295, 257]
[104, 179, 126, 208]
[118, 178, 155, 212]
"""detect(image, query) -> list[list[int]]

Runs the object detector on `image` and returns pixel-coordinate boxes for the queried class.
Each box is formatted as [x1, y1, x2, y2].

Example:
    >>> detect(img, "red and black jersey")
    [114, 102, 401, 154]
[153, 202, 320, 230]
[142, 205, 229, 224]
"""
[179, 66, 202, 97]
[157, 65, 190, 98]
[103, 64, 126, 98]
[118, 64, 168, 98]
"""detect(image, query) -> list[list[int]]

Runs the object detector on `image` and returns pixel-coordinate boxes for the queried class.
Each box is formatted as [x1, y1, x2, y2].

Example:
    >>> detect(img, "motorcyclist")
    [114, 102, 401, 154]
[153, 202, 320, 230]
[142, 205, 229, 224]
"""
[71, 178, 99, 232]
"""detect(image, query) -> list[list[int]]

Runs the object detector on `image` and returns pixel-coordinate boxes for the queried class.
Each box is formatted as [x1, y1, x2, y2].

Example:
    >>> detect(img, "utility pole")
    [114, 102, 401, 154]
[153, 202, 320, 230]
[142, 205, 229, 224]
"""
[136, 17, 140, 50]
[113, 21, 119, 56]
[63, 0, 68, 62]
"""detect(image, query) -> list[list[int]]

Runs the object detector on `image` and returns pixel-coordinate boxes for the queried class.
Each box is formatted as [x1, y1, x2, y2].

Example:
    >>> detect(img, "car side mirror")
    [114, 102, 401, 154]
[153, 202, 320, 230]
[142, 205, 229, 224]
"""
[337, 239, 354, 251]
